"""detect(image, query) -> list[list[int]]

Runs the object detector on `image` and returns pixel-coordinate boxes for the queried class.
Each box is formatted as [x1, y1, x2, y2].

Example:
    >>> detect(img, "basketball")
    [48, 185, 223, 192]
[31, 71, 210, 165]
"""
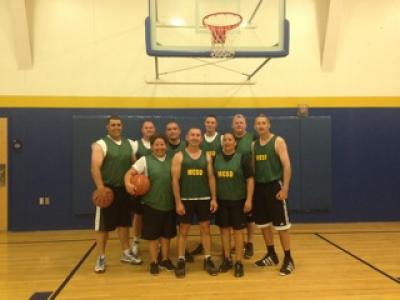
[130, 174, 151, 196]
[92, 187, 114, 208]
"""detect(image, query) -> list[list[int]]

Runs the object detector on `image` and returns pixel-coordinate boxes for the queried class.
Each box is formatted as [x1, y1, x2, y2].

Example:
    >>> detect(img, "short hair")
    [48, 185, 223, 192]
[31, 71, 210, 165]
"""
[187, 127, 202, 134]
[255, 113, 271, 123]
[141, 119, 155, 129]
[222, 131, 236, 140]
[204, 114, 218, 121]
[232, 113, 246, 121]
[107, 115, 122, 124]
[165, 120, 180, 129]
[150, 133, 168, 146]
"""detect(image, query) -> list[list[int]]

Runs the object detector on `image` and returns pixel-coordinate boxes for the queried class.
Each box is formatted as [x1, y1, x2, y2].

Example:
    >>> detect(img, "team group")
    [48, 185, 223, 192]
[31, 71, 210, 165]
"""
[91, 113, 295, 278]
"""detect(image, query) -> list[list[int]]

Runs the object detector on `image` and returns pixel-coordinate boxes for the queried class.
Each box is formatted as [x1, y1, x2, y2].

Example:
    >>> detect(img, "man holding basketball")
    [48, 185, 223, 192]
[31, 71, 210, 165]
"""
[91, 115, 142, 273]
[252, 113, 295, 276]
[172, 127, 218, 278]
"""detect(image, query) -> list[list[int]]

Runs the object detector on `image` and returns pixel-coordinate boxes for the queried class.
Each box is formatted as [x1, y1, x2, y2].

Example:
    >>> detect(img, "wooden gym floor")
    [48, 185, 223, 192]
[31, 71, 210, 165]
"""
[0, 223, 399, 300]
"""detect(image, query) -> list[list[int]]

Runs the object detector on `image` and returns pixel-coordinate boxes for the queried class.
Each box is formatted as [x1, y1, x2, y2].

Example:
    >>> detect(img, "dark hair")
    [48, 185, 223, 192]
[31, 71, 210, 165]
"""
[150, 133, 168, 146]
[165, 120, 180, 129]
[107, 115, 122, 124]
[204, 114, 217, 121]
[187, 127, 202, 134]
[222, 131, 237, 142]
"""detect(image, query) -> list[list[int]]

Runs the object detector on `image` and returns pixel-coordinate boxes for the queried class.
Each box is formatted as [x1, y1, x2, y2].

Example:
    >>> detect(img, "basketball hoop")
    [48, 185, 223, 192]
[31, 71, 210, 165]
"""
[202, 12, 243, 58]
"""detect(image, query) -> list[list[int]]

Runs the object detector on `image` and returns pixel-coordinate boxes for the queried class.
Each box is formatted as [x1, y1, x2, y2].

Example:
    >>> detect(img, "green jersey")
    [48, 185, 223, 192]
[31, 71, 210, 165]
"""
[201, 133, 222, 159]
[167, 140, 186, 157]
[214, 152, 246, 201]
[141, 154, 174, 211]
[236, 132, 255, 157]
[136, 139, 152, 159]
[180, 150, 211, 200]
[254, 135, 283, 183]
[101, 136, 133, 187]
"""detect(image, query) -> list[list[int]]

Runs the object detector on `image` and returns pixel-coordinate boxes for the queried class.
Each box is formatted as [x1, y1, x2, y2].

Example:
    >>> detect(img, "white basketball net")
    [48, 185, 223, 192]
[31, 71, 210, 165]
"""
[203, 12, 243, 58]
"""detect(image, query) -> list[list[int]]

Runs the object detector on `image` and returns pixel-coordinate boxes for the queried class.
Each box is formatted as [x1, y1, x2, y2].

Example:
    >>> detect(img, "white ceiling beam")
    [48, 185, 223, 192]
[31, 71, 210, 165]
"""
[9, 0, 32, 70]
[320, 0, 344, 72]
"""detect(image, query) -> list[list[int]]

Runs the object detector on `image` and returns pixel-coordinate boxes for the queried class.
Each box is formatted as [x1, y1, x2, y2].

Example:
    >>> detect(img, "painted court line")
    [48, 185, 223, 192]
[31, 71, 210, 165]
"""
[48, 242, 96, 300]
[315, 233, 400, 285]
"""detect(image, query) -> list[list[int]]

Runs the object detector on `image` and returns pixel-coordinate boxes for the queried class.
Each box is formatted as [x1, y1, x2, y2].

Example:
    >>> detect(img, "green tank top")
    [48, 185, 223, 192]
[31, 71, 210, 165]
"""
[136, 139, 152, 159]
[236, 132, 254, 156]
[214, 152, 246, 201]
[141, 155, 174, 211]
[201, 134, 222, 159]
[167, 141, 186, 157]
[254, 135, 283, 183]
[101, 137, 133, 187]
[180, 150, 211, 200]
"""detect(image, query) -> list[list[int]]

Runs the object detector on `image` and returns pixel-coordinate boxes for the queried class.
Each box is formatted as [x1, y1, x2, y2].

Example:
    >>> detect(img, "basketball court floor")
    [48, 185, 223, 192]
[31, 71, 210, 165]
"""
[1, 223, 399, 299]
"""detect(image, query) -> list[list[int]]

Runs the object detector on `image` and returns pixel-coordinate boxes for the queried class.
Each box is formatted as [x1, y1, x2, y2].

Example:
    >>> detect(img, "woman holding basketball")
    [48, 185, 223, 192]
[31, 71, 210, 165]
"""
[124, 134, 176, 275]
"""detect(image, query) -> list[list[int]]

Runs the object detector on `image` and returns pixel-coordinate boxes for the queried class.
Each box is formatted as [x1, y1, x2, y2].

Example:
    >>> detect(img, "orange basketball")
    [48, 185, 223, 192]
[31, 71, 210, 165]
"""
[92, 187, 114, 208]
[130, 174, 151, 196]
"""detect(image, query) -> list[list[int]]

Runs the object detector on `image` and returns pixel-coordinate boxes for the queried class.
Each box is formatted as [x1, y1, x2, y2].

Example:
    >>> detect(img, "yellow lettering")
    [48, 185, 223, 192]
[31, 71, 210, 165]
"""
[207, 150, 216, 157]
[187, 169, 203, 176]
[256, 154, 268, 161]
[217, 170, 235, 178]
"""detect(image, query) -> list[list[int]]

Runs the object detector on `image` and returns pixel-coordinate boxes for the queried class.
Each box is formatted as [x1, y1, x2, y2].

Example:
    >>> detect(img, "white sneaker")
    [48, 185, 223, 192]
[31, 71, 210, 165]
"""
[131, 240, 140, 257]
[121, 251, 142, 265]
[94, 256, 106, 273]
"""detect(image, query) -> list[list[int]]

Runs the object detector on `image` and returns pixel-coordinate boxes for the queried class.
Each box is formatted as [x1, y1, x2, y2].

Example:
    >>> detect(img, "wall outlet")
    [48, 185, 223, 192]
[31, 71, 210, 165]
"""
[39, 197, 45, 205]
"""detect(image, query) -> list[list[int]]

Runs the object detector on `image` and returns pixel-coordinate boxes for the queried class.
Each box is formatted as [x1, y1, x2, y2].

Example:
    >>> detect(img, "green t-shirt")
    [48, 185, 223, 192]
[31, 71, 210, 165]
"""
[254, 135, 283, 183]
[101, 136, 132, 187]
[167, 140, 186, 157]
[141, 154, 174, 211]
[180, 150, 211, 200]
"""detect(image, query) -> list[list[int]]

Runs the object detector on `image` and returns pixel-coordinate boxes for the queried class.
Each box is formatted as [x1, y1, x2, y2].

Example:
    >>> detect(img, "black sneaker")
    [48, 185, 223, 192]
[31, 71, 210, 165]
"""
[280, 257, 295, 276]
[255, 252, 279, 267]
[219, 257, 233, 273]
[159, 259, 176, 271]
[190, 243, 204, 256]
[244, 242, 254, 259]
[204, 257, 218, 276]
[175, 258, 186, 278]
[150, 262, 159, 276]
[234, 261, 244, 277]
[185, 249, 195, 263]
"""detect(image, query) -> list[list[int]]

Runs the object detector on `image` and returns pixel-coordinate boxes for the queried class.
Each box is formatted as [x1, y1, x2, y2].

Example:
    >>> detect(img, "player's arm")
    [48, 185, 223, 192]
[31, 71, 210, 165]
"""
[91, 143, 107, 196]
[129, 139, 138, 163]
[124, 156, 146, 195]
[275, 137, 292, 200]
[206, 153, 218, 213]
[242, 154, 254, 213]
[171, 152, 185, 215]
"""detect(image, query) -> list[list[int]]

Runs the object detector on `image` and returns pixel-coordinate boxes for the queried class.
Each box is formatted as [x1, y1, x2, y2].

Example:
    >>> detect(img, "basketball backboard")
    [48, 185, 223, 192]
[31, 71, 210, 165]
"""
[146, 0, 289, 58]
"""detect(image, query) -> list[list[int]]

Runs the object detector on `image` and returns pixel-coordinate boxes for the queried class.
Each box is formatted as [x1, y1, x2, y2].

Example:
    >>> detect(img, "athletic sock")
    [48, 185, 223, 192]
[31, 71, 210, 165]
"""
[178, 255, 185, 261]
[267, 245, 276, 254]
[284, 250, 291, 259]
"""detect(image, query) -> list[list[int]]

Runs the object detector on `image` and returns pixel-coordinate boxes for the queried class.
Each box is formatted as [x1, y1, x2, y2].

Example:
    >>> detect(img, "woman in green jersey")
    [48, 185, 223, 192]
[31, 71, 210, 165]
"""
[214, 132, 254, 277]
[125, 134, 176, 275]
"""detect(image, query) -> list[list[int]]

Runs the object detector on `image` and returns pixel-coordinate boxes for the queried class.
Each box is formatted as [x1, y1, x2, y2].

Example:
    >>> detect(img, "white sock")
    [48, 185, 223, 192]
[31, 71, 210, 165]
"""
[178, 255, 185, 261]
[123, 249, 131, 256]
[204, 254, 211, 260]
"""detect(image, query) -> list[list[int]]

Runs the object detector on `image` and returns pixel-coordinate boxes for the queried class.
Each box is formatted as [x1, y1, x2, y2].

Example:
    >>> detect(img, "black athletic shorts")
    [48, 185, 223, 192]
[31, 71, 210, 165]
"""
[130, 196, 143, 215]
[177, 200, 211, 224]
[253, 181, 291, 230]
[216, 199, 247, 230]
[95, 187, 132, 232]
[141, 204, 177, 240]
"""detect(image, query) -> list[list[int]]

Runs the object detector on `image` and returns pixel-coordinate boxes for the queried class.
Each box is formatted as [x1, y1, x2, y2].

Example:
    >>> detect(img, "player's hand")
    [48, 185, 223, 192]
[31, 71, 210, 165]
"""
[243, 199, 252, 213]
[125, 182, 136, 195]
[276, 188, 288, 201]
[176, 201, 186, 216]
[210, 199, 218, 213]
